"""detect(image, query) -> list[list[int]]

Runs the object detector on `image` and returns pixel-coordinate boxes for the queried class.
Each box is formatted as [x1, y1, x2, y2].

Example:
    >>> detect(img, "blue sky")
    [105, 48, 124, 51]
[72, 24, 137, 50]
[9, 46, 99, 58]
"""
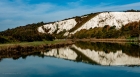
[0, 0, 140, 31]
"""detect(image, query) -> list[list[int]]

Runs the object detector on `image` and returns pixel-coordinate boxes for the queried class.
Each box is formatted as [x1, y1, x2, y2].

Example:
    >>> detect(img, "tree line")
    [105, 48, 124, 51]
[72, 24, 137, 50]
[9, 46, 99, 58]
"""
[124, 9, 140, 12]
[0, 22, 55, 43]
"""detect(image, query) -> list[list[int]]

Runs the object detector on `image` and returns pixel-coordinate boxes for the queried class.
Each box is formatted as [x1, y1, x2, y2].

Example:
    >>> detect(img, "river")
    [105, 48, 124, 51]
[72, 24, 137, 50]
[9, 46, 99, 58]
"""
[0, 41, 140, 77]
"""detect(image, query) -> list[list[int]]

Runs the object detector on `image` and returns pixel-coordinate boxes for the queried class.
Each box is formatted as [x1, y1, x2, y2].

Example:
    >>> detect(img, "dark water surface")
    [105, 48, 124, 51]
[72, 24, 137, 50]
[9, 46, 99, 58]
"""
[0, 42, 140, 77]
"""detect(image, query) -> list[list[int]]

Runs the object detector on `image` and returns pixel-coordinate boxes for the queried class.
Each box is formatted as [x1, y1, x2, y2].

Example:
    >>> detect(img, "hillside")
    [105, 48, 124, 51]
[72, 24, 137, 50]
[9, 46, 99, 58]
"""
[0, 11, 140, 43]
[0, 22, 55, 43]
[38, 12, 140, 38]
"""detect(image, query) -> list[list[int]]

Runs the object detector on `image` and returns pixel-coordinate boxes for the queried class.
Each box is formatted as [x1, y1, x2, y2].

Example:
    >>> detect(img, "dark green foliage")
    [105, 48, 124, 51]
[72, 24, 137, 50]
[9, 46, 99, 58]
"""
[75, 41, 122, 52]
[55, 29, 67, 39]
[103, 26, 121, 38]
[0, 36, 10, 43]
[0, 22, 55, 42]
[124, 9, 140, 12]
[71, 26, 120, 39]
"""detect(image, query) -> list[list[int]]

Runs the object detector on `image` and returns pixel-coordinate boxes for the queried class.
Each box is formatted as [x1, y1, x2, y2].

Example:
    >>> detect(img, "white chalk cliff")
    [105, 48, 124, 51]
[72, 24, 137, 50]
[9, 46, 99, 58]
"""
[38, 12, 140, 36]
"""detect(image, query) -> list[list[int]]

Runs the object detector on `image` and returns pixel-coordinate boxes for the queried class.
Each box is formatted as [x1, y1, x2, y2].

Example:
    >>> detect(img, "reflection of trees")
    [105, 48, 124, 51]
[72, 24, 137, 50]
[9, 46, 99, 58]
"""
[122, 44, 140, 58]
[0, 58, 2, 62]
[75, 41, 140, 57]
[0, 43, 72, 60]
[0, 46, 44, 60]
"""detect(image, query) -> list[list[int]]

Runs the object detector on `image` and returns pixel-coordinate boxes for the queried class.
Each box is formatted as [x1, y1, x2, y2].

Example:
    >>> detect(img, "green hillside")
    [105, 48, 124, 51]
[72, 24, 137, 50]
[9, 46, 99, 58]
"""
[0, 22, 55, 43]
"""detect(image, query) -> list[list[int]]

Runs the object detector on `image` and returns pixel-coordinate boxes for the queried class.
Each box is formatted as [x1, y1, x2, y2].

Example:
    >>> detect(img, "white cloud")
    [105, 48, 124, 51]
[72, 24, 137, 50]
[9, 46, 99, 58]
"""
[0, 0, 140, 31]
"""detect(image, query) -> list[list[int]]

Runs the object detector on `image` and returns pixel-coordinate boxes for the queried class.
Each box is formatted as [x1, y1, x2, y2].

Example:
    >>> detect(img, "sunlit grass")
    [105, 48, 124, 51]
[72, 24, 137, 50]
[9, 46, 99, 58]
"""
[0, 39, 67, 48]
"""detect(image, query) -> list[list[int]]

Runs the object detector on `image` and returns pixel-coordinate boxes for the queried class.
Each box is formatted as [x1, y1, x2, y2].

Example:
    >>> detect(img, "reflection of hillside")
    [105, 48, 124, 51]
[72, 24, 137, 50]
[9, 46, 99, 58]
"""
[42, 47, 77, 60]
[43, 45, 140, 65]
[42, 47, 98, 64]
[75, 41, 140, 58]
[72, 45, 140, 65]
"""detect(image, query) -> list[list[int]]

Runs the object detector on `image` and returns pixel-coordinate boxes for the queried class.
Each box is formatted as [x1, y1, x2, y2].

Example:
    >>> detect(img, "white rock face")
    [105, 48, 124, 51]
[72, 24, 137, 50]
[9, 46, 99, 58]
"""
[38, 19, 77, 34]
[38, 26, 45, 33]
[38, 12, 140, 35]
[72, 45, 140, 65]
[72, 12, 140, 34]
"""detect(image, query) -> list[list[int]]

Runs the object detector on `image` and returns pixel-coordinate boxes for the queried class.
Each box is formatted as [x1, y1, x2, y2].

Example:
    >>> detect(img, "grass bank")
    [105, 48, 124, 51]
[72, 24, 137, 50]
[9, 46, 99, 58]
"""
[0, 39, 73, 49]
[0, 39, 74, 59]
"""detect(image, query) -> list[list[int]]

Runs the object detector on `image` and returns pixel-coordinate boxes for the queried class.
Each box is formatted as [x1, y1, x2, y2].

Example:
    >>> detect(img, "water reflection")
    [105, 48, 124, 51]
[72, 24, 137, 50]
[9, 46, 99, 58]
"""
[0, 46, 45, 61]
[42, 42, 140, 66]
[42, 47, 78, 60]
[0, 42, 140, 66]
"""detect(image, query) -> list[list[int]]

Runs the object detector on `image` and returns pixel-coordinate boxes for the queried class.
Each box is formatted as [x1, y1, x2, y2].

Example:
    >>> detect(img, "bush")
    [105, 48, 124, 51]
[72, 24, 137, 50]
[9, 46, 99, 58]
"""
[0, 22, 55, 43]
[0, 36, 10, 43]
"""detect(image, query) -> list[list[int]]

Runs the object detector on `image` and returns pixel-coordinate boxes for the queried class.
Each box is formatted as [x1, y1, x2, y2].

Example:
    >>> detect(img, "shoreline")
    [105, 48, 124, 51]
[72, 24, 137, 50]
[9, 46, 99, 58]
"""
[0, 38, 139, 50]
[0, 40, 74, 50]
[0, 39, 139, 59]
[71, 38, 140, 43]
[0, 41, 74, 59]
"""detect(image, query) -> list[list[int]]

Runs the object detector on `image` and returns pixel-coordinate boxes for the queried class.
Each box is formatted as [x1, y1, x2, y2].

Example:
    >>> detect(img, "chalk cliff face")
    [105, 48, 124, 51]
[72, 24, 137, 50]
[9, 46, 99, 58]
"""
[38, 12, 140, 36]
[38, 19, 77, 34]
[42, 45, 140, 66]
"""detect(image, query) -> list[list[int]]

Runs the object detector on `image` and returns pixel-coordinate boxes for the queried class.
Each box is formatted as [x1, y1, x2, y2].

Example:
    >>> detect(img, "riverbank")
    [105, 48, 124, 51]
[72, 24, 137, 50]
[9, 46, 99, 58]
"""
[0, 40, 74, 50]
[0, 40, 74, 48]
[0, 39, 139, 59]
[71, 38, 140, 43]
[0, 38, 139, 49]
[0, 40, 74, 59]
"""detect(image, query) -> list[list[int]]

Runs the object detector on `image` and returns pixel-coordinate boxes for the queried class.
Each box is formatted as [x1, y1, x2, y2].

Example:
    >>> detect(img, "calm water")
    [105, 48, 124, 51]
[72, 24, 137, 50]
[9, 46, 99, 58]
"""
[0, 42, 140, 77]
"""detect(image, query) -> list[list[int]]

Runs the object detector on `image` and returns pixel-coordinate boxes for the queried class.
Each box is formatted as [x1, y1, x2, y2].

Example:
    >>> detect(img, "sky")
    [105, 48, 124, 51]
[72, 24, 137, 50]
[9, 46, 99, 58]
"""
[0, 0, 140, 31]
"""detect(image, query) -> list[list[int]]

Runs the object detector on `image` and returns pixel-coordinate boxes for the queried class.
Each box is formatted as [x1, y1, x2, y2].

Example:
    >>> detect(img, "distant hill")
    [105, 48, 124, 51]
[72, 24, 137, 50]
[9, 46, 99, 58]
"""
[0, 10, 140, 43]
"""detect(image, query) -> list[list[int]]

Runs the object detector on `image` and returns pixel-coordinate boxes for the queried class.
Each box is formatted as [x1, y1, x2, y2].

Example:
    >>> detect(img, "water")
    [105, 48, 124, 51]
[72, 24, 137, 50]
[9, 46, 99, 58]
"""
[0, 42, 140, 77]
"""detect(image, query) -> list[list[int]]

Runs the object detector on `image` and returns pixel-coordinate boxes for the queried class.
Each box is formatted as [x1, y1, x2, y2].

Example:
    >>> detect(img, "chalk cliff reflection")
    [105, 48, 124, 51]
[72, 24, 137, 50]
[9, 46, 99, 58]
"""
[42, 43, 140, 66]
[42, 47, 78, 60]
